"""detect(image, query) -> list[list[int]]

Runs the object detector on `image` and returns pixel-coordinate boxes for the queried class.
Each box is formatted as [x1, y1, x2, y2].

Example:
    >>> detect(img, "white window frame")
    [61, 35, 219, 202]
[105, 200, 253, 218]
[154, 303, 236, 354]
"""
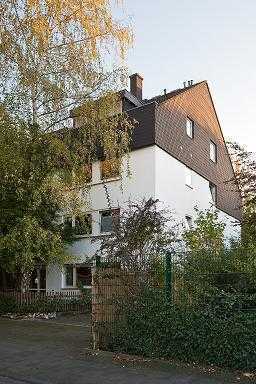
[209, 182, 217, 205]
[185, 167, 193, 188]
[186, 117, 194, 138]
[63, 213, 92, 237]
[100, 210, 113, 233]
[63, 265, 76, 288]
[210, 141, 217, 163]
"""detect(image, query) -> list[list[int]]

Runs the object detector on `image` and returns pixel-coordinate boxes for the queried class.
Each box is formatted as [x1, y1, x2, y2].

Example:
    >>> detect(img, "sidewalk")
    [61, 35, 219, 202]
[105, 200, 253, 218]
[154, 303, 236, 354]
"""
[0, 317, 252, 384]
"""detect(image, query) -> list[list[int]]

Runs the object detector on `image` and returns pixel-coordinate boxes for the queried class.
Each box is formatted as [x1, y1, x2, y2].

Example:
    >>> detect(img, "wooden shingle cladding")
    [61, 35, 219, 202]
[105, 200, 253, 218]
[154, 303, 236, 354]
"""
[127, 82, 241, 221]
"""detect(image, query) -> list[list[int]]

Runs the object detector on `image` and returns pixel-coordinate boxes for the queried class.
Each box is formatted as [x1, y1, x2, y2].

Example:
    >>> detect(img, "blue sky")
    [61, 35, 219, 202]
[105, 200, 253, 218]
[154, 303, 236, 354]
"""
[122, 0, 256, 151]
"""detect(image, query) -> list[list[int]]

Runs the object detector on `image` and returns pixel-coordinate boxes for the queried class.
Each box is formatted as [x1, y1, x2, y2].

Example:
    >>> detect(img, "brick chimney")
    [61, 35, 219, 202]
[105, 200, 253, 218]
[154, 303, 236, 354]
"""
[129, 73, 143, 100]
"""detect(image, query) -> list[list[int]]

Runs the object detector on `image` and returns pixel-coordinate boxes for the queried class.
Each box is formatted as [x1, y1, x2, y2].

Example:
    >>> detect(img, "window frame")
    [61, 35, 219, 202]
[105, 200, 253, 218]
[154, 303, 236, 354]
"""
[76, 265, 92, 288]
[186, 117, 194, 139]
[63, 215, 73, 229]
[64, 265, 75, 288]
[209, 182, 217, 205]
[100, 159, 120, 180]
[100, 208, 120, 233]
[210, 140, 217, 163]
[83, 163, 92, 183]
[185, 215, 193, 230]
[185, 166, 193, 188]
[74, 213, 92, 236]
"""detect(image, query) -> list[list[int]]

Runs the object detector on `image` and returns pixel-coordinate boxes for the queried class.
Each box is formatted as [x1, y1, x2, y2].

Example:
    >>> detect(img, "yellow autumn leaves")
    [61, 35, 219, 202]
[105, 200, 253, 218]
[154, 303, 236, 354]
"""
[25, 0, 133, 59]
[0, 1, 133, 130]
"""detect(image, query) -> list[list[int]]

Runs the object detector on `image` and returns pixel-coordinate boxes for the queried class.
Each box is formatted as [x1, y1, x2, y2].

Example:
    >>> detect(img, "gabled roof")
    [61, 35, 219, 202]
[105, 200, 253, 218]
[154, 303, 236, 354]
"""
[126, 80, 241, 221]
[143, 81, 206, 105]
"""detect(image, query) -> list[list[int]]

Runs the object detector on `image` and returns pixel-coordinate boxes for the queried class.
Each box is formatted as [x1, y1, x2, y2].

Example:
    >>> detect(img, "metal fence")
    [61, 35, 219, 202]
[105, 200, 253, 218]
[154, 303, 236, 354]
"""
[91, 251, 256, 349]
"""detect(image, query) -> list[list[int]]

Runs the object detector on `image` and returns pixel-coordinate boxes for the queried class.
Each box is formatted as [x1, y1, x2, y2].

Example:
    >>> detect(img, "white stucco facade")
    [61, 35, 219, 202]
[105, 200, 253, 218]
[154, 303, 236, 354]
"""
[46, 145, 240, 291]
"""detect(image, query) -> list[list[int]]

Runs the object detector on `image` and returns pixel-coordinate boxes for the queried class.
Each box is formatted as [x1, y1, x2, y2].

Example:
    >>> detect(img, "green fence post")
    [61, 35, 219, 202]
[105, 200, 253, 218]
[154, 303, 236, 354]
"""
[165, 251, 172, 302]
[95, 255, 101, 269]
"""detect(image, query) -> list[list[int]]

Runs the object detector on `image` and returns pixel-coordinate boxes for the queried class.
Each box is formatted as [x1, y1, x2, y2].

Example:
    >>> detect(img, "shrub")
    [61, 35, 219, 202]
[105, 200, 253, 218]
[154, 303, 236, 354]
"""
[110, 288, 256, 371]
[0, 295, 18, 314]
[0, 291, 91, 315]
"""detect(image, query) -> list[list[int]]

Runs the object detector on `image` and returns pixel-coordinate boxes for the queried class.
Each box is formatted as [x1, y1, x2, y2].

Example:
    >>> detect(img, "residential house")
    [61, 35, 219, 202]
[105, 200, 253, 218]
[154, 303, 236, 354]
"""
[45, 74, 241, 292]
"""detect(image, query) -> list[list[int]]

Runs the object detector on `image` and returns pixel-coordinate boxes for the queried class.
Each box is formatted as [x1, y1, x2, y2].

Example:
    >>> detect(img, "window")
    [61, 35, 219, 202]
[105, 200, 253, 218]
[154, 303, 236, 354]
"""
[74, 214, 92, 236]
[82, 164, 92, 183]
[185, 167, 193, 188]
[209, 182, 217, 205]
[185, 216, 193, 230]
[64, 216, 73, 230]
[186, 118, 194, 138]
[100, 209, 120, 233]
[76, 266, 92, 287]
[65, 265, 74, 287]
[210, 141, 217, 163]
[101, 159, 120, 179]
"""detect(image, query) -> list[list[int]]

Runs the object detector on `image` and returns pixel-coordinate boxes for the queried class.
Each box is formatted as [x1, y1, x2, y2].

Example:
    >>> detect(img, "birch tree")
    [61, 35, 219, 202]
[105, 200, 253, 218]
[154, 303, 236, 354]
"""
[0, 1, 134, 290]
[0, 0, 132, 129]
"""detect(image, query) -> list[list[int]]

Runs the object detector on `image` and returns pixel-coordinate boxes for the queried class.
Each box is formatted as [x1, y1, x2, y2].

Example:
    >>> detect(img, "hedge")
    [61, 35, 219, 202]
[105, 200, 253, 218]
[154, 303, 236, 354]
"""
[110, 288, 256, 371]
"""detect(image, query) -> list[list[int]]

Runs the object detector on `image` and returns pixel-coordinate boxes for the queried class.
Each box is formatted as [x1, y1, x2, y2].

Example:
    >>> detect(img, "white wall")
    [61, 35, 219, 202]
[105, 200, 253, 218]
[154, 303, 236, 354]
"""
[46, 264, 63, 291]
[47, 145, 240, 291]
[154, 145, 240, 241]
[47, 146, 156, 291]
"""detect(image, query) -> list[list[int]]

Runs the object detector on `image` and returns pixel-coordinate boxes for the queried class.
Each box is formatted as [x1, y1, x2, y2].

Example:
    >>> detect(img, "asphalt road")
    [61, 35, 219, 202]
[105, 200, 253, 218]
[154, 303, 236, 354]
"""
[0, 316, 249, 384]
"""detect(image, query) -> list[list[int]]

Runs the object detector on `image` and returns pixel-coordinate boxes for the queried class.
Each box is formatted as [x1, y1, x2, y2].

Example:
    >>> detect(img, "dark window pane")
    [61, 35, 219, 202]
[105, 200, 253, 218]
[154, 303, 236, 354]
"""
[65, 265, 74, 286]
[76, 266, 92, 287]
[101, 211, 113, 232]
[100, 209, 120, 233]
[64, 216, 73, 229]
[75, 214, 92, 235]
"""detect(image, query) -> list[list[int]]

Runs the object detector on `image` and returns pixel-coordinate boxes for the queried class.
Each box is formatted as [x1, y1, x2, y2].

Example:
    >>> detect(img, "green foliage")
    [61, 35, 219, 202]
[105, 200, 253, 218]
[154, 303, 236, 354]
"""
[0, 115, 75, 282]
[228, 141, 256, 246]
[183, 209, 225, 252]
[110, 288, 256, 371]
[0, 293, 91, 315]
[98, 198, 178, 273]
[0, 295, 17, 314]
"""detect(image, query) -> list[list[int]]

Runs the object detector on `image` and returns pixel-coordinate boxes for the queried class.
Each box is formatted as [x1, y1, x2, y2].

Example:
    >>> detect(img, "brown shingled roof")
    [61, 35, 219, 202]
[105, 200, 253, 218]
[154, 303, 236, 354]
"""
[143, 81, 206, 105]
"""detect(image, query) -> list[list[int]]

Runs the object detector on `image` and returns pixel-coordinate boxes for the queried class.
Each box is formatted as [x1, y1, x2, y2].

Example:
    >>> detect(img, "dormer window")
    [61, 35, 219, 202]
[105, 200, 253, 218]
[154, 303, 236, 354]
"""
[186, 118, 194, 138]
[210, 141, 217, 163]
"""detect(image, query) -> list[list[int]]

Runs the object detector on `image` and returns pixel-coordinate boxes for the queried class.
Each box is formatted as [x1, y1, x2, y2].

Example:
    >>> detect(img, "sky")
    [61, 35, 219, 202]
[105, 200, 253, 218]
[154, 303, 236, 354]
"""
[121, 0, 256, 151]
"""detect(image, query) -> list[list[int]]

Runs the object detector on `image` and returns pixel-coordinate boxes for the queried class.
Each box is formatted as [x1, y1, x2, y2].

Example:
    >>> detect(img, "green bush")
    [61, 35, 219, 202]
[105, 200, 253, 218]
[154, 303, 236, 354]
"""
[0, 295, 18, 314]
[110, 288, 256, 371]
[0, 292, 91, 315]
[0, 296, 60, 315]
